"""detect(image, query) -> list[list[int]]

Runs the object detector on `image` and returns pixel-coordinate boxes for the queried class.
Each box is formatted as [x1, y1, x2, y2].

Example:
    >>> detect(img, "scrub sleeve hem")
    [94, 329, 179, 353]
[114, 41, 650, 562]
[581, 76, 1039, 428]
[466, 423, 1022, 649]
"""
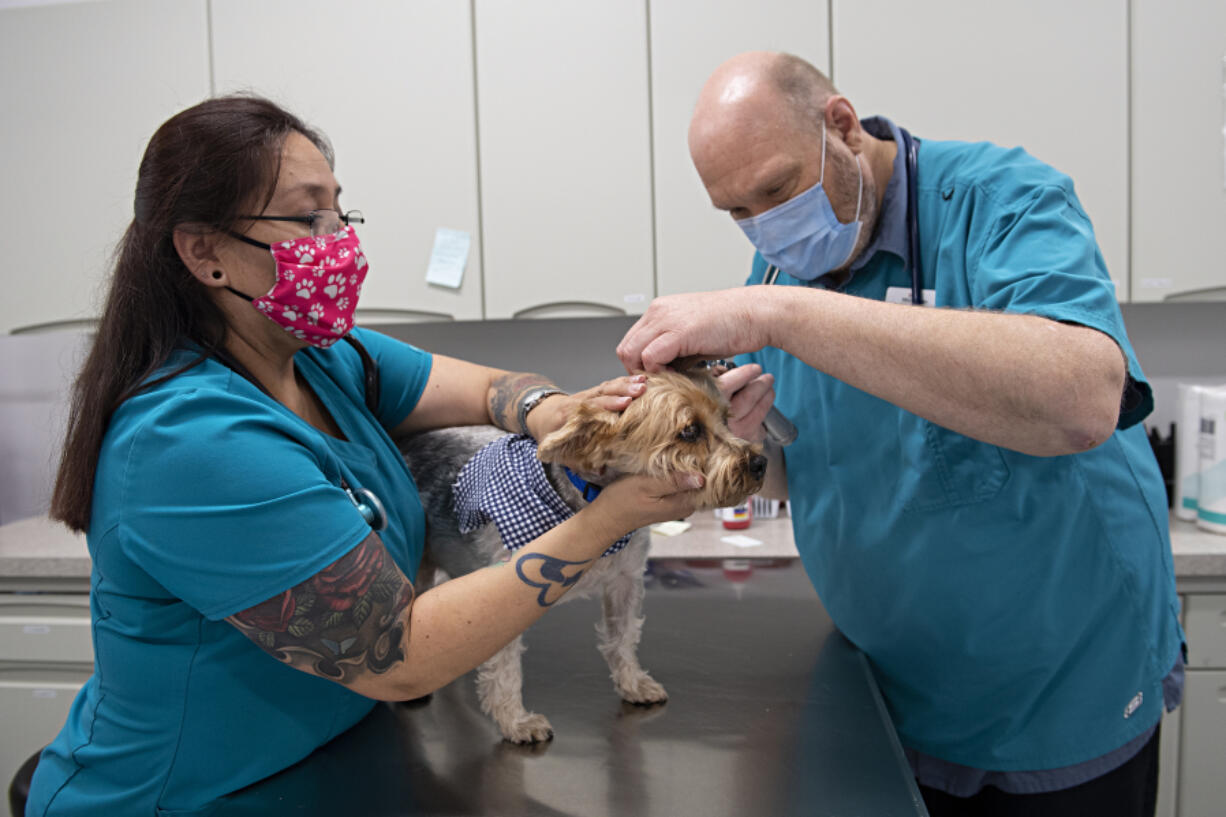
[197, 520, 373, 622]
[342, 327, 434, 432]
[1001, 303, 1153, 427]
[384, 349, 432, 432]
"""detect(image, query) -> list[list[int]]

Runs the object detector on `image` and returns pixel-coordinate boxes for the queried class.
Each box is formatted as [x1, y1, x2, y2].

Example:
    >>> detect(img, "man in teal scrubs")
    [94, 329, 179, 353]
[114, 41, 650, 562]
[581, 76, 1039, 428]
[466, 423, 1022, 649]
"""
[618, 52, 1184, 816]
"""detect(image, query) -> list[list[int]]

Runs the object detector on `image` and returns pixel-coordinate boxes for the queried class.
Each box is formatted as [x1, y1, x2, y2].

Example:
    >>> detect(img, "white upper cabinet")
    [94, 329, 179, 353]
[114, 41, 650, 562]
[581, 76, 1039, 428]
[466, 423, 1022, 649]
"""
[832, 0, 1130, 300]
[650, 0, 830, 297]
[0, 0, 210, 335]
[1131, 0, 1226, 302]
[211, 0, 483, 322]
[474, 0, 655, 319]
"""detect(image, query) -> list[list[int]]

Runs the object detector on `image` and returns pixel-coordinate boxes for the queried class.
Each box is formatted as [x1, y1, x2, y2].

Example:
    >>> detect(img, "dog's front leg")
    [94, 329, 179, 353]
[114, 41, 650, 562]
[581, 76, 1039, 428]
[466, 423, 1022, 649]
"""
[596, 541, 668, 705]
[476, 635, 555, 744]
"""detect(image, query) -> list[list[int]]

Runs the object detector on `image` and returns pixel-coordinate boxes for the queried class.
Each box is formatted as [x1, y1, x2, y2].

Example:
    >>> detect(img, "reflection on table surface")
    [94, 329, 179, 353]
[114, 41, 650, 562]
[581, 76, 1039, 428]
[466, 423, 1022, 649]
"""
[216, 558, 927, 817]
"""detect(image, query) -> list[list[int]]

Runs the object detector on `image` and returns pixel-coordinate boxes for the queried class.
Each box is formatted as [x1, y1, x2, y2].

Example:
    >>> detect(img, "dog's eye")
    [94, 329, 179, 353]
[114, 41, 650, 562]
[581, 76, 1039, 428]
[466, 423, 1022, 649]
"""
[678, 422, 703, 443]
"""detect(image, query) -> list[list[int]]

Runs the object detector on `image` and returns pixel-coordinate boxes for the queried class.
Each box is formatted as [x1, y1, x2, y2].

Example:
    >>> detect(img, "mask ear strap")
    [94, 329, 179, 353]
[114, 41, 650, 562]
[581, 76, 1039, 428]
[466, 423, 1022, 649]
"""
[818, 119, 828, 185]
[821, 117, 864, 221]
[853, 151, 864, 222]
[224, 285, 254, 303]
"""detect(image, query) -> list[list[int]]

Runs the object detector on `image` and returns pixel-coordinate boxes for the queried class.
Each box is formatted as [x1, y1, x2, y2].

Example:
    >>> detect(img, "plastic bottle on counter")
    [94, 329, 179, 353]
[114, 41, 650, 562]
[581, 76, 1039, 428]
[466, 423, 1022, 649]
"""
[719, 501, 752, 530]
[1197, 387, 1226, 534]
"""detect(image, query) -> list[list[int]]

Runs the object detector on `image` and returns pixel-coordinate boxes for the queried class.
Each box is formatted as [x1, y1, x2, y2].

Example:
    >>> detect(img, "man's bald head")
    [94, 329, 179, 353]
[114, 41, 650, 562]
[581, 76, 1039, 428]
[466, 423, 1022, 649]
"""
[686, 51, 885, 274]
[689, 51, 837, 154]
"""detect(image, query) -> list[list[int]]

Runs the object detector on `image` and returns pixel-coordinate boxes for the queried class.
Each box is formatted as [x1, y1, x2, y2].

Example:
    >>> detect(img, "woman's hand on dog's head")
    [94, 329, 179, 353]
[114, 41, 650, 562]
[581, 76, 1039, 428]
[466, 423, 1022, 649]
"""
[526, 374, 649, 442]
[588, 471, 705, 535]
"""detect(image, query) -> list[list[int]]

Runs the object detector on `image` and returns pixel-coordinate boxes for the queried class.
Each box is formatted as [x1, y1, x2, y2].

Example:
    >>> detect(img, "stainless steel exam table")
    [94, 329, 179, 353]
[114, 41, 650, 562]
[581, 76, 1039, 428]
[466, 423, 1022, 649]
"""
[212, 558, 928, 817]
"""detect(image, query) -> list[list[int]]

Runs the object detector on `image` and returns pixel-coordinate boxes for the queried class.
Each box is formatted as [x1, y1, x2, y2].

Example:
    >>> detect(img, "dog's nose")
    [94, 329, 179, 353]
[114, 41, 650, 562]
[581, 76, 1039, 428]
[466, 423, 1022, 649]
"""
[748, 453, 768, 481]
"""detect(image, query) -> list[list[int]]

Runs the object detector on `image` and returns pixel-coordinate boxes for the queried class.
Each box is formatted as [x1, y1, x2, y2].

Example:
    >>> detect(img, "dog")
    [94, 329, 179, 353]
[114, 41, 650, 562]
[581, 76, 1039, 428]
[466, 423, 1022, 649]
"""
[400, 369, 767, 743]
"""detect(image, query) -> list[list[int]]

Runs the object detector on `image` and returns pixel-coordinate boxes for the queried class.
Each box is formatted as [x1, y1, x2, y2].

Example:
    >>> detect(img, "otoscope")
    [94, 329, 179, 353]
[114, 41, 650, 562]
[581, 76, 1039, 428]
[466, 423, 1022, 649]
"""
[672, 357, 798, 446]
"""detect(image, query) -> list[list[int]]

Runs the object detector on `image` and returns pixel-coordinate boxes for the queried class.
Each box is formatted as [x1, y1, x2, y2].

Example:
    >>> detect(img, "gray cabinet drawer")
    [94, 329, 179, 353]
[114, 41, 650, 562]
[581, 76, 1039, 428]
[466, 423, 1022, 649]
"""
[0, 594, 92, 664]
[1184, 594, 1226, 669]
[1178, 670, 1226, 817]
[0, 663, 91, 803]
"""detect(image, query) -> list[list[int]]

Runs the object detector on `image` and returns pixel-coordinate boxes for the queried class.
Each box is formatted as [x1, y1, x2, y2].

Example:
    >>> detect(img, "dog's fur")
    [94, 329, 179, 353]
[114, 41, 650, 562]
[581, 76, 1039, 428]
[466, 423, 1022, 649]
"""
[400, 370, 765, 743]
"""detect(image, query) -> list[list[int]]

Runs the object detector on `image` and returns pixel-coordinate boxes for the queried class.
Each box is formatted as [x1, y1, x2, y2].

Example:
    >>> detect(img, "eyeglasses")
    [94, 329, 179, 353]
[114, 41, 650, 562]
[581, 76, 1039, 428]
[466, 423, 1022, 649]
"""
[239, 209, 365, 237]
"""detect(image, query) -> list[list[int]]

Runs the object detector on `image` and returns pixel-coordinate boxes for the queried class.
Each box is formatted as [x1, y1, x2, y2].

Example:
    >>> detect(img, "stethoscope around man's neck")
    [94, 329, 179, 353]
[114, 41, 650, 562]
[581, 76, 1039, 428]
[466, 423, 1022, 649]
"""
[763, 126, 923, 306]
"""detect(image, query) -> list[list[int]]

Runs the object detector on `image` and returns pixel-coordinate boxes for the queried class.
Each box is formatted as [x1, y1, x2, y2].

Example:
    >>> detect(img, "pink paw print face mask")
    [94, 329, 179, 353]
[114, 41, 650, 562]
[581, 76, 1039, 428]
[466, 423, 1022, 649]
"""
[226, 225, 369, 348]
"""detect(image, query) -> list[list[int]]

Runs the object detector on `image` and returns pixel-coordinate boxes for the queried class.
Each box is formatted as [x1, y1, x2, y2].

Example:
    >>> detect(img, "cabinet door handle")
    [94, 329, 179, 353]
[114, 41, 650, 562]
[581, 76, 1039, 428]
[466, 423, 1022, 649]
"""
[10, 318, 98, 335]
[1162, 286, 1226, 302]
[0, 665, 93, 684]
[0, 603, 91, 618]
[354, 308, 454, 323]
[512, 301, 627, 319]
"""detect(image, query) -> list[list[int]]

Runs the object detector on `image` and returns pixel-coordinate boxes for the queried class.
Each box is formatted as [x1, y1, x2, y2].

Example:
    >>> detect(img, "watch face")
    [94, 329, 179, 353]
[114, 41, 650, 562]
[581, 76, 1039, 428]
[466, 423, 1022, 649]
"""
[527, 388, 562, 408]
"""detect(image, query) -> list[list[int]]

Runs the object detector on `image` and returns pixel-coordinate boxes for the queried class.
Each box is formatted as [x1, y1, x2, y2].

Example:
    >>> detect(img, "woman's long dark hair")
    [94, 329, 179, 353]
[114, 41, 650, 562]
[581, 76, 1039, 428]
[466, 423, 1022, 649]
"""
[51, 95, 333, 532]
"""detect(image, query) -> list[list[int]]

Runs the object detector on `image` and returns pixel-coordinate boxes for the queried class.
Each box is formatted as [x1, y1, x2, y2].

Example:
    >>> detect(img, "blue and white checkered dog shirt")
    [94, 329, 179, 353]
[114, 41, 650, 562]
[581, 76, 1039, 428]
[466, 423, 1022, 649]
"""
[453, 434, 631, 557]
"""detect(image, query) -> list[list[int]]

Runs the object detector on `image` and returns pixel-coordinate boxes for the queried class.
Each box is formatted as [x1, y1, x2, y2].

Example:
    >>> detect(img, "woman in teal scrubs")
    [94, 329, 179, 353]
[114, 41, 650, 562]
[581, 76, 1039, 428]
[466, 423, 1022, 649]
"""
[620, 52, 1183, 817]
[26, 96, 702, 816]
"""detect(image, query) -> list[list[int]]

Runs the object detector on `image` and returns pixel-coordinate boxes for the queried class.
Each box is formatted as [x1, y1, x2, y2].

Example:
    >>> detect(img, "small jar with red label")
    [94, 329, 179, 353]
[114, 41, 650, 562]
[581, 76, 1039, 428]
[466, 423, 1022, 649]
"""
[719, 502, 752, 530]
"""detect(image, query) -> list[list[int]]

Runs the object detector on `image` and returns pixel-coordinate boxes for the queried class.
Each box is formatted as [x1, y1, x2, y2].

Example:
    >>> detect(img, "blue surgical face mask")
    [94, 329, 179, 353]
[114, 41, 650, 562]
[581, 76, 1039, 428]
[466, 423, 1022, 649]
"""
[735, 121, 863, 281]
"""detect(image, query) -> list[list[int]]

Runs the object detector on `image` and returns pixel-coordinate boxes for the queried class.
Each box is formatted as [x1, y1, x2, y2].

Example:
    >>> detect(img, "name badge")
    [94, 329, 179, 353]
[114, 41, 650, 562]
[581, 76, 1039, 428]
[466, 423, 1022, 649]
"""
[885, 286, 936, 306]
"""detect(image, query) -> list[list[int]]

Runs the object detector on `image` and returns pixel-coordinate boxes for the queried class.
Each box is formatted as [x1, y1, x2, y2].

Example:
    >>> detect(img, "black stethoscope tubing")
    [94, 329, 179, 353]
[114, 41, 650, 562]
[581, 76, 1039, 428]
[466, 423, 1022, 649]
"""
[210, 335, 389, 532]
[900, 126, 923, 306]
[764, 126, 922, 305]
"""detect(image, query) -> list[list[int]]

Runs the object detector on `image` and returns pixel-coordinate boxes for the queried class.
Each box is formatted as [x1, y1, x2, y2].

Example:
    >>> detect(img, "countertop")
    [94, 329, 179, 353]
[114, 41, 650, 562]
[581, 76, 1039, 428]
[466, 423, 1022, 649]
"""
[205, 559, 927, 817]
[649, 511, 1226, 584]
[2, 509, 1225, 589]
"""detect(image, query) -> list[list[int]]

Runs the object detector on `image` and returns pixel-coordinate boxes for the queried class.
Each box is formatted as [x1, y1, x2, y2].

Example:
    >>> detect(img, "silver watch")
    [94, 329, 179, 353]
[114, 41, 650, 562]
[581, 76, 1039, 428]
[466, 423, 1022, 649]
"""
[517, 386, 566, 436]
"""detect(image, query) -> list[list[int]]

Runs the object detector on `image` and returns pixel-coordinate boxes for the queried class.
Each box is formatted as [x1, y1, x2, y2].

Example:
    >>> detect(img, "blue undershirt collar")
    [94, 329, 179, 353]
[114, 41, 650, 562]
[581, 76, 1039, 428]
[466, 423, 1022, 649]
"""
[809, 116, 910, 291]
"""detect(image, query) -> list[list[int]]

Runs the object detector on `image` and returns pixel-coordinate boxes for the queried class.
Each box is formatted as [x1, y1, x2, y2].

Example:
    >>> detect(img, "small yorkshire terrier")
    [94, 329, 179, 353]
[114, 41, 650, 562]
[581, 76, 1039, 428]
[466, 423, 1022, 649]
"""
[400, 369, 766, 743]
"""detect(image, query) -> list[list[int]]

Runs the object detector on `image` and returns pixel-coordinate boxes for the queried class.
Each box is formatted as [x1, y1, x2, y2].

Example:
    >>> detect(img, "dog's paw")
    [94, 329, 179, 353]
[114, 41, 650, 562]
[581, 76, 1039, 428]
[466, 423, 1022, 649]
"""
[499, 712, 555, 744]
[617, 673, 668, 706]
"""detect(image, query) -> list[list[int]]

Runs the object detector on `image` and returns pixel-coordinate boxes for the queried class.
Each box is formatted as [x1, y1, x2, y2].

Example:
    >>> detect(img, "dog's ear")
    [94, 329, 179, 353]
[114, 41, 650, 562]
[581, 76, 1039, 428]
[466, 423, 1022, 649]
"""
[537, 402, 619, 473]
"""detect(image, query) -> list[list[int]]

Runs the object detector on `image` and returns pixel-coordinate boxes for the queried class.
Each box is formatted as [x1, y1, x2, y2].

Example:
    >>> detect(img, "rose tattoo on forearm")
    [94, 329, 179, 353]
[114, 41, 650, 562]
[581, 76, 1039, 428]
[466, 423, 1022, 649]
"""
[228, 533, 414, 682]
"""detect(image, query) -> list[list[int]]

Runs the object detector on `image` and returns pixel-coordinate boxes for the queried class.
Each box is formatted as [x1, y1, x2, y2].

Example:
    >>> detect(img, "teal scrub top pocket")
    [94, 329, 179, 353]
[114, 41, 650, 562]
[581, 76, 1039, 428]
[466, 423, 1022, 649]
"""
[901, 417, 1011, 514]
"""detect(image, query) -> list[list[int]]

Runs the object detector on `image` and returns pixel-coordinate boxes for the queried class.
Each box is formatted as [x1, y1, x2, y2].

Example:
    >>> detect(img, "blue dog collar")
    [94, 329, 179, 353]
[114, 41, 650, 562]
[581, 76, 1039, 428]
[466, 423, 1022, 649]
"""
[563, 467, 603, 502]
